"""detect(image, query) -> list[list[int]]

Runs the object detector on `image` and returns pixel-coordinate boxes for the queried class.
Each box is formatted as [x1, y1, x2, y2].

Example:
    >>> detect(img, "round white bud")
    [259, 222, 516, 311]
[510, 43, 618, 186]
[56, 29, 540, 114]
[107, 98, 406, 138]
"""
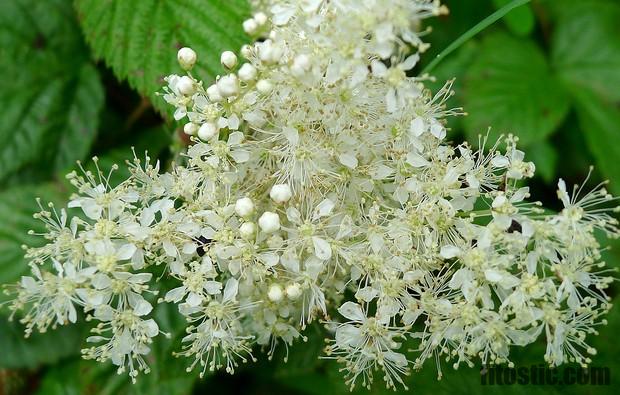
[177, 47, 197, 70]
[243, 18, 258, 34]
[217, 74, 239, 97]
[258, 211, 280, 233]
[206, 84, 223, 102]
[235, 197, 255, 217]
[198, 122, 219, 140]
[220, 51, 238, 69]
[183, 122, 199, 136]
[240, 44, 252, 59]
[256, 79, 273, 94]
[239, 222, 256, 238]
[285, 283, 302, 300]
[270, 184, 292, 203]
[254, 12, 268, 26]
[268, 284, 284, 302]
[177, 76, 195, 96]
[238, 63, 257, 82]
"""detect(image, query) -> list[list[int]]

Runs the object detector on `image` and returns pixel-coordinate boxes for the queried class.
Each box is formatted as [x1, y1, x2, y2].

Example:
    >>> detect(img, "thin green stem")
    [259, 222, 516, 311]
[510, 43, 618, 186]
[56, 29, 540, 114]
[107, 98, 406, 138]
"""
[422, 0, 532, 74]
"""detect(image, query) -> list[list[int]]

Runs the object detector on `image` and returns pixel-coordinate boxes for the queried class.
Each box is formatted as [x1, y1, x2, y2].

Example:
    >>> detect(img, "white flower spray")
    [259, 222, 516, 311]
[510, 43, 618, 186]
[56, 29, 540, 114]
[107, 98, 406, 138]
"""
[5, 0, 620, 390]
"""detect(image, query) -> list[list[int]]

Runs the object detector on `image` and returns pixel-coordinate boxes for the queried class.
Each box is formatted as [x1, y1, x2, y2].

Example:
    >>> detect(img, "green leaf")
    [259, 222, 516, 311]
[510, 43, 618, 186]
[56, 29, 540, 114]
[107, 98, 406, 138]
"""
[0, 0, 104, 182]
[572, 89, 620, 195]
[0, 319, 85, 369]
[75, 0, 250, 115]
[492, 0, 534, 36]
[462, 33, 570, 147]
[527, 142, 558, 184]
[550, 0, 620, 102]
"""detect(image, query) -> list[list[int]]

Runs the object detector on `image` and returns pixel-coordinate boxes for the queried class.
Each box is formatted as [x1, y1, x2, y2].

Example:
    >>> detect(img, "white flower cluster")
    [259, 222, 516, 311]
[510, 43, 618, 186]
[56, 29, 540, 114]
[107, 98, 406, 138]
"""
[6, 0, 620, 390]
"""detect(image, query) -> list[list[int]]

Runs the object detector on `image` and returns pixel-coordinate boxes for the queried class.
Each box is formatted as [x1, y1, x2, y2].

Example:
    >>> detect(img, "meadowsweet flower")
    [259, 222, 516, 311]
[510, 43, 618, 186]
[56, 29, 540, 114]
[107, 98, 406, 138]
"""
[5, 0, 619, 390]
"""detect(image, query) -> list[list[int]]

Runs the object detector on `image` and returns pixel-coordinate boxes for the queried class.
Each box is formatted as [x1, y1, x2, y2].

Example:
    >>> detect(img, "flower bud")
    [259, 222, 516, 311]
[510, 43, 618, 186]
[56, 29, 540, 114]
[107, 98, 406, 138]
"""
[243, 18, 258, 35]
[183, 122, 199, 136]
[256, 79, 273, 94]
[270, 184, 292, 203]
[198, 122, 219, 140]
[254, 12, 268, 26]
[206, 83, 223, 102]
[217, 74, 239, 97]
[239, 222, 256, 238]
[238, 63, 257, 82]
[235, 197, 255, 217]
[240, 44, 252, 59]
[285, 283, 302, 300]
[177, 76, 195, 96]
[258, 211, 280, 233]
[268, 284, 284, 302]
[220, 51, 238, 69]
[177, 47, 197, 70]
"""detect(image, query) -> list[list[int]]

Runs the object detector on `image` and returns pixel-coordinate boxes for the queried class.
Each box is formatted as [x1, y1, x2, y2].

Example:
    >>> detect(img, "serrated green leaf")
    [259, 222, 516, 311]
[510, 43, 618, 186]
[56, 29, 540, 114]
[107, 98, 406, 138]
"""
[75, 0, 250, 115]
[462, 33, 570, 147]
[0, 0, 104, 182]
[550, 0, 620, 102]
[572, 89, 620, 195]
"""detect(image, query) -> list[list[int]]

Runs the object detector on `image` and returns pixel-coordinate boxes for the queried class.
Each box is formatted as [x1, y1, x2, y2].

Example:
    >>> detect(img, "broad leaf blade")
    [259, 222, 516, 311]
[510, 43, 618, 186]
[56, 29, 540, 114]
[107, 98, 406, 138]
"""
[550, 0, 620, 102]
[0, 0, 104, 182]
[462, 33, 570, 147]
[572, 89, 620, 195]
[75, 0, 250, 115]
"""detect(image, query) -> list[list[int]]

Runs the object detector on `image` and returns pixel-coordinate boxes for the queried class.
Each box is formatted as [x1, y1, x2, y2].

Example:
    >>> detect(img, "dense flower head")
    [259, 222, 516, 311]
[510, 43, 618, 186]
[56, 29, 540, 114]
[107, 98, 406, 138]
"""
[4, 0, 620, 390]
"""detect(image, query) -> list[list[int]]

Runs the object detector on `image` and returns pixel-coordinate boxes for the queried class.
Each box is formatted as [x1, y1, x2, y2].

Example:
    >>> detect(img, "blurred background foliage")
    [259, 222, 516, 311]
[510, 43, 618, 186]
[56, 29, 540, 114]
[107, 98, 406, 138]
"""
[0, 0, 619, 394]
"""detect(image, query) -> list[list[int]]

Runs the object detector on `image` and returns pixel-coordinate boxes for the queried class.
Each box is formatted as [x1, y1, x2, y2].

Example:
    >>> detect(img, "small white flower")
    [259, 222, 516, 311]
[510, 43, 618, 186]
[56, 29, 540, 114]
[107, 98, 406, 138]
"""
[239, 222, 256, 238]
[183, 122, 199, 136]
[270, 184, 292, 203]
[243, 18, 258, 34]
[268, 284, 284, 302]
[238, 63, 257, 81]
[198, 122, 219, 140]
[217, 74, 240, 97]
[220, 51, 238, 69]
[258, 211, 280, 233]
[235, 197, 255, 217]
[177, 47, 197, 70]
[177, 76, 195, 96]
[256, 79, 273, 94]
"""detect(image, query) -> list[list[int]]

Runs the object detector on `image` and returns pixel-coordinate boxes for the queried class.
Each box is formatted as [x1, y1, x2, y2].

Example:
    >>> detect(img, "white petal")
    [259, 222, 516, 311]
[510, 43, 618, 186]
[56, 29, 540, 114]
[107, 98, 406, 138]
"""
[204, 281, 223, 295]
[312, 236, 332, 260]
[338, 301, 365, 322]
[223, 278, 239, 303]
[313, 199, 335, 219]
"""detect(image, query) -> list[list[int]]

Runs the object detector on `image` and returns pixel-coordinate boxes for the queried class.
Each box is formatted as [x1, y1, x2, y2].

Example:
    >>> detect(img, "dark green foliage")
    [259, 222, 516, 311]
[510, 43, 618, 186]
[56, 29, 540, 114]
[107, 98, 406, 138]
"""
[0, 0, 104, 183]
